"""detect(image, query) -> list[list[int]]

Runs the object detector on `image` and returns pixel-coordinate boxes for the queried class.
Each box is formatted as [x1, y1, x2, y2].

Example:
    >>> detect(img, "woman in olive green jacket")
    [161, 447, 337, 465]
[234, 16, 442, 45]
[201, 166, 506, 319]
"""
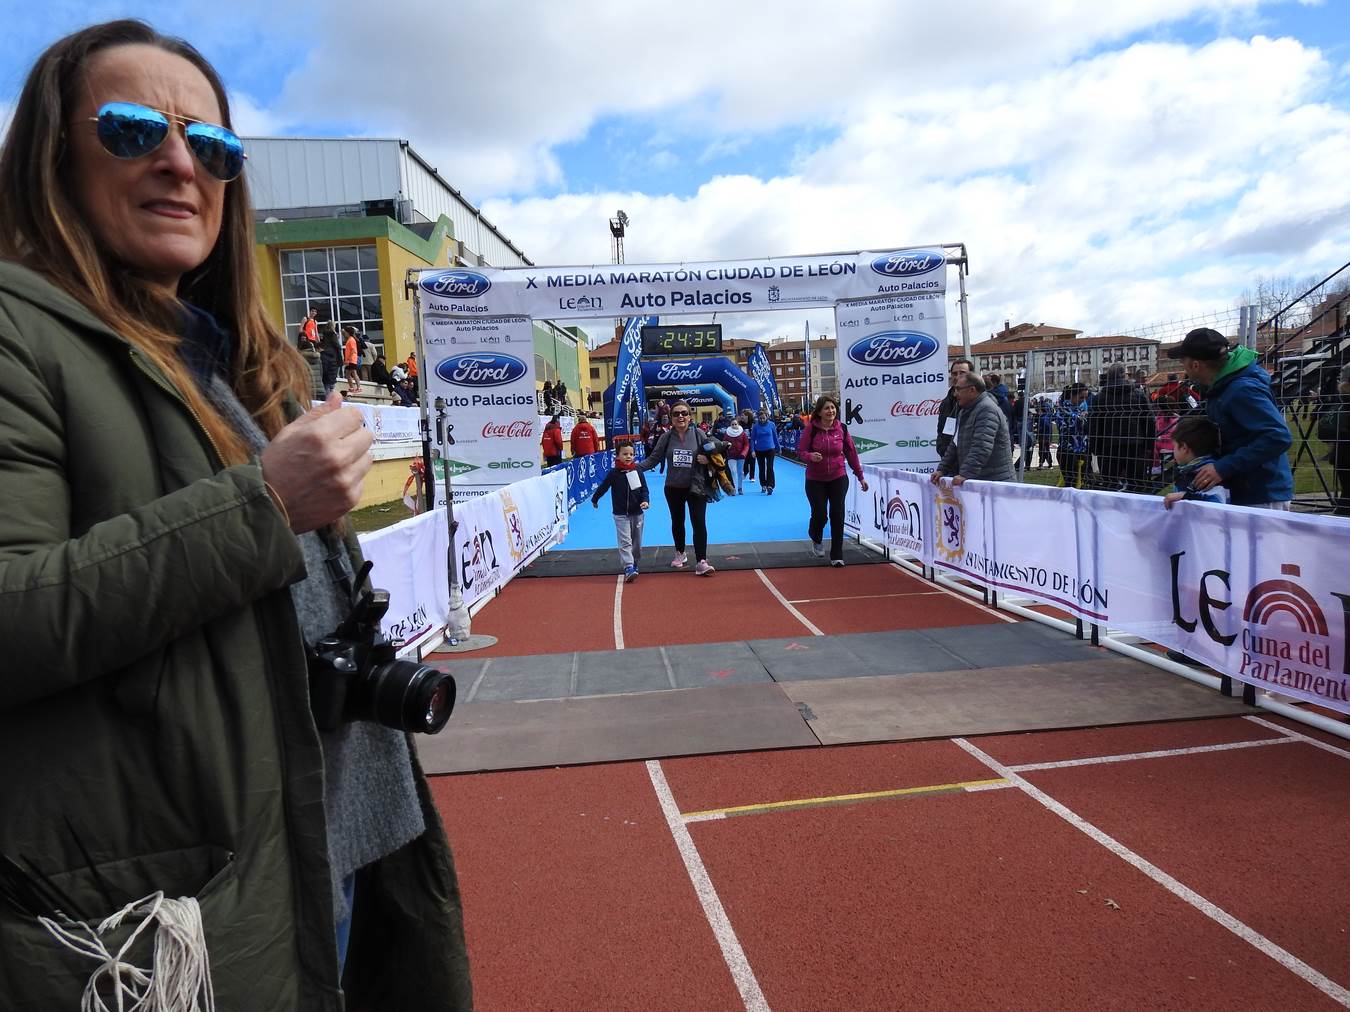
[0, 21, 470, 1011]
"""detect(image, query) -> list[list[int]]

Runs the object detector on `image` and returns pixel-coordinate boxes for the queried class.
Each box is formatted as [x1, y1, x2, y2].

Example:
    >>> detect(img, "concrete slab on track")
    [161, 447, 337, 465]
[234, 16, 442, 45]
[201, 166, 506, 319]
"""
[520, 538, 885, 578]
[417, 682, 817, 773]
[782, 656, 1257, 745]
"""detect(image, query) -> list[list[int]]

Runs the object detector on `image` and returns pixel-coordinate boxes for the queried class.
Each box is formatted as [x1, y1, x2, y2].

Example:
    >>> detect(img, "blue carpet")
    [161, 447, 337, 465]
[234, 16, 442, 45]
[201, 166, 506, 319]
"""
[561, 456, 811, 550]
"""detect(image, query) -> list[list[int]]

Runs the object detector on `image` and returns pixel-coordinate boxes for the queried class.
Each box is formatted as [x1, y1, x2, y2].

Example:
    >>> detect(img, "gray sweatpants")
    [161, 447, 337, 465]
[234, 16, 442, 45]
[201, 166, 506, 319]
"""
[614, 513, 645, 568]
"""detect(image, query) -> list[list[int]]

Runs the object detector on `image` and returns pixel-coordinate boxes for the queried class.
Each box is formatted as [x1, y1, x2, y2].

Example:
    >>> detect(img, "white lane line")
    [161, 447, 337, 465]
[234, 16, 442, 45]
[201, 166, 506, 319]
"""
[1007, 736, 1296, 772]
[953, 737, 1350, 1007]
[683, 811, 730, 824]
[465, 658, 493, 703]
[891, 563, 1018, 624]
[785, 592, 945, 604]
[1244, 715, 1350, 761]
[658, 645, 678, 689]
[646, 761, 769, 1011]
[754, 568, 823, 637]
[613, 573, 625, 650]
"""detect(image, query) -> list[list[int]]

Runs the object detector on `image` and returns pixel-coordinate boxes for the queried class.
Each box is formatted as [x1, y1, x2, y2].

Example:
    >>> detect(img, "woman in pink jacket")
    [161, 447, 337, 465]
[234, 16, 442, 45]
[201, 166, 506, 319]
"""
[797, 395, 869, 566]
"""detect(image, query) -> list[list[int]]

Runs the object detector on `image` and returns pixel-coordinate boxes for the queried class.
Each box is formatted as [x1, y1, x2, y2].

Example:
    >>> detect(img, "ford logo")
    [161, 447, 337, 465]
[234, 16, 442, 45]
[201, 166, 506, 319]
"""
[420, 269, 492, 299]
[847, 331, 940, 367]
[435, 353, 527, 387]
[870, 250, 944, 278]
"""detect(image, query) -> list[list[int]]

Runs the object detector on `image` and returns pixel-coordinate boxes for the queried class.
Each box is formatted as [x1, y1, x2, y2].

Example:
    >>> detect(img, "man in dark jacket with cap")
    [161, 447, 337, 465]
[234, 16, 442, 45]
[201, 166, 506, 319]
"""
[936, 357, 973, 457]
[1167, 327, 1293, 509]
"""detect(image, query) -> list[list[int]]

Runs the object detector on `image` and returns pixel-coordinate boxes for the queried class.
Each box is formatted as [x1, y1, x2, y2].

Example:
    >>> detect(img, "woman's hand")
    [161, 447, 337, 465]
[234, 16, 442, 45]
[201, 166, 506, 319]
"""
[260, 393, 373, 533]
[641, 502, 650, 510]
[810, 452, 823, 462]
[859, 479, 869, 492]
[696, 454, 708, 464]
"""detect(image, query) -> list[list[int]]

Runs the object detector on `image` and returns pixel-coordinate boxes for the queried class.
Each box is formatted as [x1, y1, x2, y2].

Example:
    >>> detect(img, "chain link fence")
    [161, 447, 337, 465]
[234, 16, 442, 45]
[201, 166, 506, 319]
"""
[1006, 365, 1347, 514]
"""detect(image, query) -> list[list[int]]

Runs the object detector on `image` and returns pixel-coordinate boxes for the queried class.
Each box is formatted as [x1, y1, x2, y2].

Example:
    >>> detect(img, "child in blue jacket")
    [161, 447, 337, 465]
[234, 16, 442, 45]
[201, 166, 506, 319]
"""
[591, 442, 650, 581]
[1164, 416, 1231, 508]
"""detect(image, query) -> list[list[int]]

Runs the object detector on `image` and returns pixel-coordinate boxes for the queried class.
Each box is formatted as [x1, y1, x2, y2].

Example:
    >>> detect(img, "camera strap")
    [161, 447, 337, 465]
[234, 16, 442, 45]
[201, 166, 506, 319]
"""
[318, 527, 372, 608]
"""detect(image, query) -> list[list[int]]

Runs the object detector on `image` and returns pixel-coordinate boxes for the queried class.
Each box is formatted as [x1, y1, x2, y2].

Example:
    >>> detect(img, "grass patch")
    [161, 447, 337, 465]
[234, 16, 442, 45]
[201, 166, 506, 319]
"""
[348, 498, 416, 534]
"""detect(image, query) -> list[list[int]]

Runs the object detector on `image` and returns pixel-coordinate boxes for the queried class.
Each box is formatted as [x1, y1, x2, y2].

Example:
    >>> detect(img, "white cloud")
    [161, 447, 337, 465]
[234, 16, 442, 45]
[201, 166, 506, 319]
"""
[223, 0, 1349, 341]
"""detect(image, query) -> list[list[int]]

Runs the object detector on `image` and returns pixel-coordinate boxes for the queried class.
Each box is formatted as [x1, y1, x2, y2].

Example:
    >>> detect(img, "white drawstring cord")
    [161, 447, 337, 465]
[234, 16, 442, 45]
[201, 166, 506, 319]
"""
[39, 892, 215, 1012]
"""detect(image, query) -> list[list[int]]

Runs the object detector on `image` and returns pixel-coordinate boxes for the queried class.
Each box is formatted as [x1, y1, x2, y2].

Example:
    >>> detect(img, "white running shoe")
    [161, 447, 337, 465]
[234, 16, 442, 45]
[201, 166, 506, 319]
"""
[694, 560, 715, 576]
[670, 552, 687, 568]
[810, 542, 825, 558]
[830, 559, 846, 568]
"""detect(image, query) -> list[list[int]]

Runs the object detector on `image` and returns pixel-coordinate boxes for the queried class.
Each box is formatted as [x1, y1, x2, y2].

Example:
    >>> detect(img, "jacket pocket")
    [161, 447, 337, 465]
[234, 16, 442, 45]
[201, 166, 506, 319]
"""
[0, 843, 236, 1009]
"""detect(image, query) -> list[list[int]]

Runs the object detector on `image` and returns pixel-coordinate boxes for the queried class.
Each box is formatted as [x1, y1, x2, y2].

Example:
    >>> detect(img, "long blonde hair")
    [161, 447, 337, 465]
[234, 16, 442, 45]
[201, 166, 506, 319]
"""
[0, 19, 309, 465]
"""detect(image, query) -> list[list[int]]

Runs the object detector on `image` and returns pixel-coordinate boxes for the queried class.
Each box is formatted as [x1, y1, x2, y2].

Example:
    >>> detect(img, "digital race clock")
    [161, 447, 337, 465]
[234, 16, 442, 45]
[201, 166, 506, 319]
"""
[640, 323, 723, 356]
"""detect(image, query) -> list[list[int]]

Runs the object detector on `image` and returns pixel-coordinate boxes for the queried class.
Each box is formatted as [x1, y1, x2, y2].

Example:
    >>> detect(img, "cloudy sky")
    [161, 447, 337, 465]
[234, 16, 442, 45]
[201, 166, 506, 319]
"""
[1, 0, 1347, 348]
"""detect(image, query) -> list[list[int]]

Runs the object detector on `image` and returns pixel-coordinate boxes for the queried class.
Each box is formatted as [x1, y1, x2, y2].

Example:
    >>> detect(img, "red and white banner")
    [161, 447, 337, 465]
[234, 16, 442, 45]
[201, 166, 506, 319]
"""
[853, 467, 1350, 714]
[358, 469, 568, 652]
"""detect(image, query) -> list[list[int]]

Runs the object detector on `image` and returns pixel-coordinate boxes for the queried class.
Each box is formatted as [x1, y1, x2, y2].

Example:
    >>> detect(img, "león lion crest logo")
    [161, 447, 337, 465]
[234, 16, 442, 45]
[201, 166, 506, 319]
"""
[501, 491, 526, 564]
[935, 485, 964, 564]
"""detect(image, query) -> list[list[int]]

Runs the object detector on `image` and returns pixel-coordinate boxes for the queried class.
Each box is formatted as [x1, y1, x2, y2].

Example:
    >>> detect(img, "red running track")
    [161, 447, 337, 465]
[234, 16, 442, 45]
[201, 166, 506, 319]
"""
[442, 563, 1007, 660]
[432, 719, 1350, 1011]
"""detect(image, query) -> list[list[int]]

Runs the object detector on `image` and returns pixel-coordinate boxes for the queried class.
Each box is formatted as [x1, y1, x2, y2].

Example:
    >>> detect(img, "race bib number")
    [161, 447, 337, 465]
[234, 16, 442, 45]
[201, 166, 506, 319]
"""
[941, 417, 957, 436]
[672, 448, 694, 468]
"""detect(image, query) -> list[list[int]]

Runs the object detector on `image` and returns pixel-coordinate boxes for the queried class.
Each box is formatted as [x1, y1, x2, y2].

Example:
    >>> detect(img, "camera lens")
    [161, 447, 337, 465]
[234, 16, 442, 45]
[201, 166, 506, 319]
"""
[353, 661, 456, 734]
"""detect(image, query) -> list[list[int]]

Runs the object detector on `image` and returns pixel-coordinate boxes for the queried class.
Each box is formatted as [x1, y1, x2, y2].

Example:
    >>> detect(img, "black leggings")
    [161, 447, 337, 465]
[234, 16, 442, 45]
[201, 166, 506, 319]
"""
[756, 450, 776, 488]
[745, 450, 756, 480]
[805, 475, 849, 561]
[664, 486, 709, 561]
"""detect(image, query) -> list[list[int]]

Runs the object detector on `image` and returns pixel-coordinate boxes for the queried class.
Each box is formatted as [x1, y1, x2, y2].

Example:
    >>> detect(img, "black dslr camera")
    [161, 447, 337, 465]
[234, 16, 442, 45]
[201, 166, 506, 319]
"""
[308, 567, 455, 735]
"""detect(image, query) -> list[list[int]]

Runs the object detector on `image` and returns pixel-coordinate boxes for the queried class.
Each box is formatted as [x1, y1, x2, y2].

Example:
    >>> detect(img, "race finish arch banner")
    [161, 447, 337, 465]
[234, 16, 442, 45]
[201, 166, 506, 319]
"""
[421, 314, 538, 501]
[414, 246, 958, 498]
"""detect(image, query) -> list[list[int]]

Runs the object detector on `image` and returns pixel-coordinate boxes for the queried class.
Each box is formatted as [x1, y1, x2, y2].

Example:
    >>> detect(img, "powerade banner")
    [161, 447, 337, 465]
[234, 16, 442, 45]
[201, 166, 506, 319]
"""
[611, 315, 657, 437]
[422, 314, 538, 499]
[846, 468, 1350, 715]
[415, 248, 949, 321]
[747, 343, 782, 415]
[834, 293, 948, 471]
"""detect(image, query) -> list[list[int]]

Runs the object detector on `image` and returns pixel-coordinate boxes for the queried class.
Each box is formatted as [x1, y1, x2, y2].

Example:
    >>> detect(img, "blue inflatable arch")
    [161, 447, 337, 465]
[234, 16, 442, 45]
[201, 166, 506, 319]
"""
[602, 356, 762, 437]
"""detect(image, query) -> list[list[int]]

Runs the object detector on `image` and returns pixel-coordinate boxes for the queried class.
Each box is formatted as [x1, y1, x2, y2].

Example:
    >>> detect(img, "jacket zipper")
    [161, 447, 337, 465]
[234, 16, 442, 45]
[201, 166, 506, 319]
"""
[127, 348, 226, 467]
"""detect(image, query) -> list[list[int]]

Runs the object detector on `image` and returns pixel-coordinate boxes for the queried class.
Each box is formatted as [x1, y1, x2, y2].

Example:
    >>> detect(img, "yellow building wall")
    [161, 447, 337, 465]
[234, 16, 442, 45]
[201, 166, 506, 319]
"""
[254, 244, 285, 335]
[377, 232, 453, 367]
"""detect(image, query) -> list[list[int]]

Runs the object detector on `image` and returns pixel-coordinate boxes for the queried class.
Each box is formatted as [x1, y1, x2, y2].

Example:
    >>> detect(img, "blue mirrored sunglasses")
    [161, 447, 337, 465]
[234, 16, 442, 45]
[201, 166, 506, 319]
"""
[89, 102, 246, 182]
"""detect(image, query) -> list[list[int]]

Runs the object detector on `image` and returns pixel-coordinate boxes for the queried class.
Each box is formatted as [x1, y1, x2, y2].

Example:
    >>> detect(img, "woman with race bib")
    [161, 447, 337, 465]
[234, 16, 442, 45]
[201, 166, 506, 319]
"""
[637, 400, 728, 576]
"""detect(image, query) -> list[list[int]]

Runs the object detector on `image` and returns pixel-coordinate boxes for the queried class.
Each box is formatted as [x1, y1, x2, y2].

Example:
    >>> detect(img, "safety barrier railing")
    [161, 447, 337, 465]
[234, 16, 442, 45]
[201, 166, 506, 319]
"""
[847, 465, 1350, 740]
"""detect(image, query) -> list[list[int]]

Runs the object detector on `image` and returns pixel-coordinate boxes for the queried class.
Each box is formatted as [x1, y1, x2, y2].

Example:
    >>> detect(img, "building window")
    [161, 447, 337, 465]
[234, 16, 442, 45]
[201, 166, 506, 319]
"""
[589, 366, 600, 380]
[280, 245, 383, 348]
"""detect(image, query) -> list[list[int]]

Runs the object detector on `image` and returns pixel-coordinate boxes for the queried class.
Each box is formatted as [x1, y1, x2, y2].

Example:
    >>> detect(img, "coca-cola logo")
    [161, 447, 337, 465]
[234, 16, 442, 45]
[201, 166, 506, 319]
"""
[891, 398, 941, 417]
[482, 420, 535, 438]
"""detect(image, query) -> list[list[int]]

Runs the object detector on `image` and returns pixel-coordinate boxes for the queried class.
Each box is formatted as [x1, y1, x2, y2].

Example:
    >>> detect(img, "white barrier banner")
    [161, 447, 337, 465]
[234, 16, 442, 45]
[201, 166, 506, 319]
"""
[1096, 495, 1350, 712]
[414, 248, 949, 321]
[937, 480, 1108, 622]
[358, 510, 448, 649]
[835, 293, 947, 472]
[452, 470, 569, 612]
[422, 314, 538, 497]
[357, 470, 568, 648]
[313, 401, 421, 443]
[847, 466, 938, 568]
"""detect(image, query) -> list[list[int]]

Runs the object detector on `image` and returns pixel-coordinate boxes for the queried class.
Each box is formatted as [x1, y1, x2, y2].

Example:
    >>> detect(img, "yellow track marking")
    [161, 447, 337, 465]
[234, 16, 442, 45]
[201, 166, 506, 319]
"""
[682, 777, 1009, 820]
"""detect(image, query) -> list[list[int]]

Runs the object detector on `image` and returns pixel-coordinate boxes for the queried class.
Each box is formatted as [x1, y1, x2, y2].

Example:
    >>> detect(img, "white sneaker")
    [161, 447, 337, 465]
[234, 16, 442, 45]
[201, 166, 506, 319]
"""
[670, 552, 687, 569]
[695, 560, 715, 576]
[830, 559, 845, 568]
[810, 542, 825, 558]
